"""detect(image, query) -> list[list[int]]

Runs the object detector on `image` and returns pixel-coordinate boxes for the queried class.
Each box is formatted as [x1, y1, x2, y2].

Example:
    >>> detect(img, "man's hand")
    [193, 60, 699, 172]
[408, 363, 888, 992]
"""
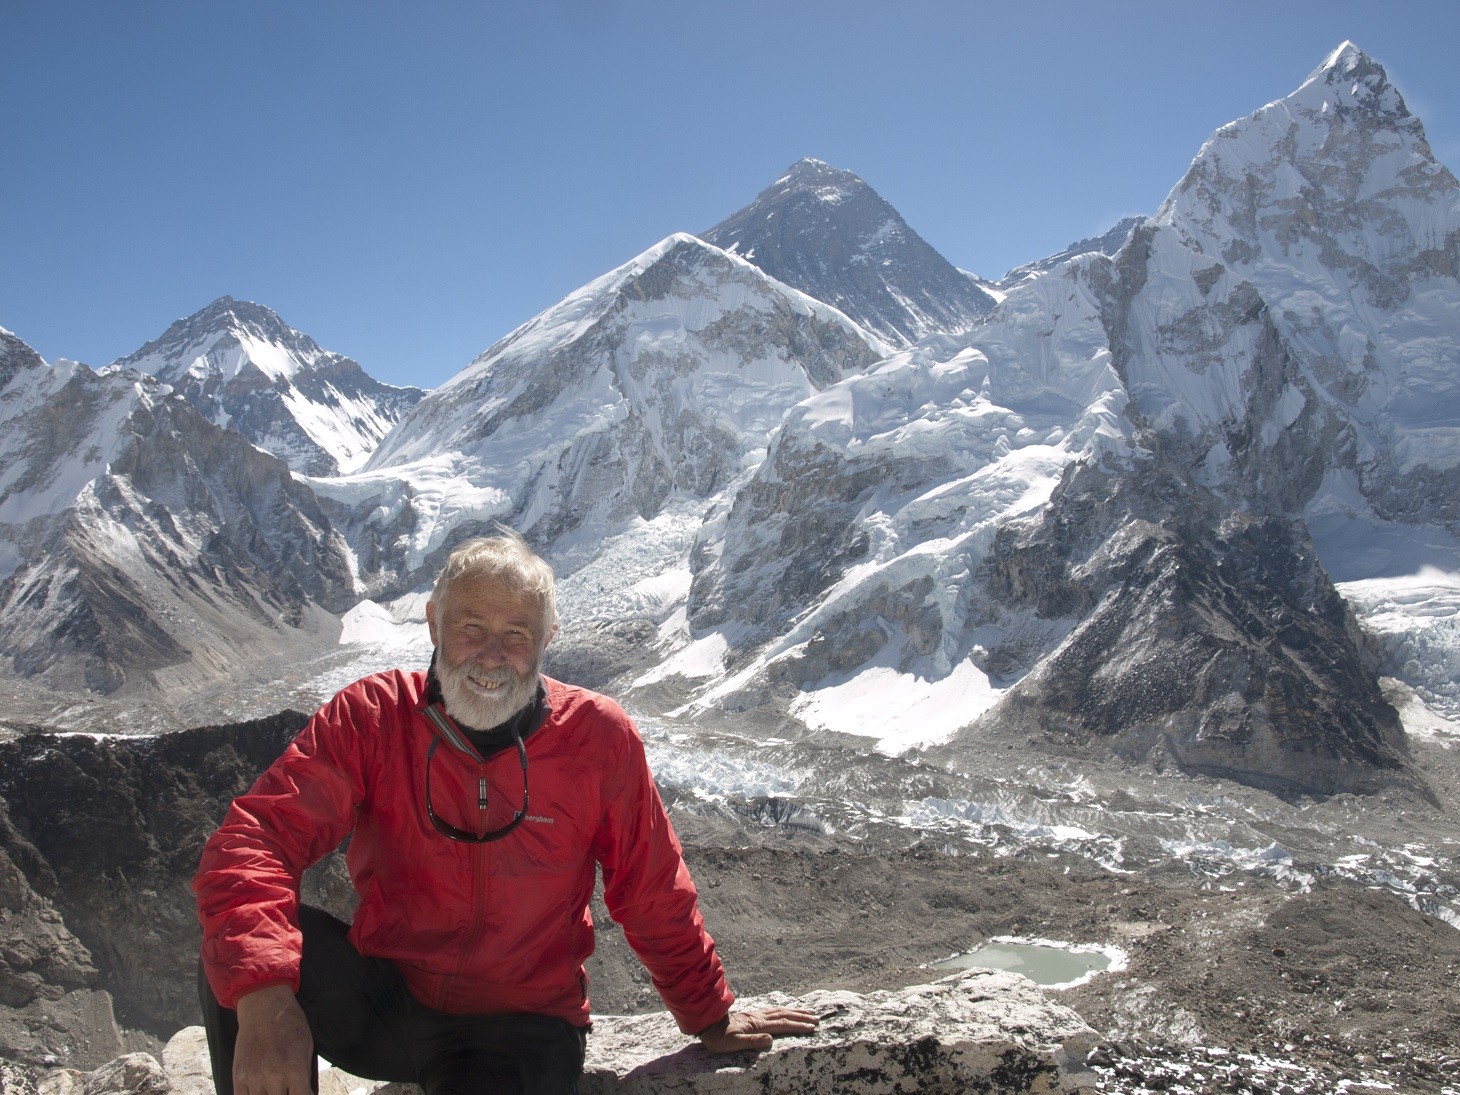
[697, 1007, 820, 1054]
[232, 983, 314, 1095]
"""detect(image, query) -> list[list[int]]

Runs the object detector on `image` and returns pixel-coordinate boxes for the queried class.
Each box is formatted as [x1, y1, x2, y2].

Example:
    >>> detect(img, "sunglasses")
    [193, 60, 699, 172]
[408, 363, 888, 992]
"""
[422, 704, 530, 843]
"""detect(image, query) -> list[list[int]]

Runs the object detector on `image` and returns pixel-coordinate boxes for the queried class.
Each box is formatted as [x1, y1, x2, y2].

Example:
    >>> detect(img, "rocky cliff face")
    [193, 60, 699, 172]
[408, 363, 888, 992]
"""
[0, 714, 320, 1040]
[951, 459, 1414, 797]
[0, 796, 115, 1069]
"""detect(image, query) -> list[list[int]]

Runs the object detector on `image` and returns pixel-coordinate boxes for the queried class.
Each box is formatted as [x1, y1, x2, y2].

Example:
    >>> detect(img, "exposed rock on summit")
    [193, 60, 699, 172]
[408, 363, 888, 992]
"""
[702, 157, 999, 348]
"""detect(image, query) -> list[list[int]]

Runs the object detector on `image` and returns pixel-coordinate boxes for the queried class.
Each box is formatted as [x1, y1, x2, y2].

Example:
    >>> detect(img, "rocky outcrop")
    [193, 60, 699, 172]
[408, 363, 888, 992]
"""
[0, 714, 318, 1039]
[0, 799, 126, 1071]
[25, 971, 1095, 1095]
[578, 972, 1095, 1094]
[954, 459, 1419, 798]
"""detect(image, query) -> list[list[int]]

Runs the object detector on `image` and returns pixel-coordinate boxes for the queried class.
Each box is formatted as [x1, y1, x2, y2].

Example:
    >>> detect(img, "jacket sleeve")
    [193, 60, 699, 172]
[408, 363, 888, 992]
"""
[593, 709, 735, 1035]
[193, 683, 375, 1008]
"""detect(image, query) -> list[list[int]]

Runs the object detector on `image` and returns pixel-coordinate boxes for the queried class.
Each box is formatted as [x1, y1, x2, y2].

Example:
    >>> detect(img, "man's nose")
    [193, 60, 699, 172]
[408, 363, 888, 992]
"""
[472, 633, 508, 664]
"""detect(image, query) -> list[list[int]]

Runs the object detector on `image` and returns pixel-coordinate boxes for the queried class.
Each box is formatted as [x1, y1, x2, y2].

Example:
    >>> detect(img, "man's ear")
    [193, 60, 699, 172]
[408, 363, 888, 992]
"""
[425, 599, 440, 647]
[543, 623, 559, 650]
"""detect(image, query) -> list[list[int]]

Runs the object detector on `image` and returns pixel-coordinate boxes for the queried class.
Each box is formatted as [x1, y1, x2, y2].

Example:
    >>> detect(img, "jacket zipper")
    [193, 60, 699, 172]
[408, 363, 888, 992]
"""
[434, 758, 492, 1010]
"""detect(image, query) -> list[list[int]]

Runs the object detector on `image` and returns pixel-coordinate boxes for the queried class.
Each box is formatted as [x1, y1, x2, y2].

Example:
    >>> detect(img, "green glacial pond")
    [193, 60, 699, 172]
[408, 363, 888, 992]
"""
[933, 939, 1120, 987]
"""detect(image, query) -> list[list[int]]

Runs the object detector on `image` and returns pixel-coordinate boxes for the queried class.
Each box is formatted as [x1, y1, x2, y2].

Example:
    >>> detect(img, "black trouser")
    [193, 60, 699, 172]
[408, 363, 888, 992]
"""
[199, 906, 587, 1095]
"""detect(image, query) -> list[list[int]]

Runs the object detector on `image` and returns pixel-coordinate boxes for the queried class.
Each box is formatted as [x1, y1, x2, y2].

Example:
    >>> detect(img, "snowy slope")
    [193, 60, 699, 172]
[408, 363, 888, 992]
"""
[0, 329, 352, 695]
[116, 297, 422, 476]
[317, 233, 887, 593]
[673, 263, 1130, 743]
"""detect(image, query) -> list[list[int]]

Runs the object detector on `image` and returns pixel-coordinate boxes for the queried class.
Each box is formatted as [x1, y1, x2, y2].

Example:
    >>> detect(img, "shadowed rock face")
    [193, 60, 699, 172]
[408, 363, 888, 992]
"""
[956, 459, 1415, 799]
[701, 158, 998, 348]
[0, 713, 320, 1037]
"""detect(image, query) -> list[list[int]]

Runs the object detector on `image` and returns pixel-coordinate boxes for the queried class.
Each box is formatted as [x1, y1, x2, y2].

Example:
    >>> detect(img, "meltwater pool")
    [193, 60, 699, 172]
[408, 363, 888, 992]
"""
[932, 938, 1123, 988]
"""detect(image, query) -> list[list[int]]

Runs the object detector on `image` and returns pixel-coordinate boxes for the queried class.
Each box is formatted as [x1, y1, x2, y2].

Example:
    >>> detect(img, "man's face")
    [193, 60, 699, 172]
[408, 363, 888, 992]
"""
[426, 574, 555, 730]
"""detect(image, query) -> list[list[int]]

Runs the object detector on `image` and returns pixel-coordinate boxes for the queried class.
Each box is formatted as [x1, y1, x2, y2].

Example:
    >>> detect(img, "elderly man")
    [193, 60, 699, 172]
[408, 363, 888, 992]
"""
[194, 531, 816, 1095]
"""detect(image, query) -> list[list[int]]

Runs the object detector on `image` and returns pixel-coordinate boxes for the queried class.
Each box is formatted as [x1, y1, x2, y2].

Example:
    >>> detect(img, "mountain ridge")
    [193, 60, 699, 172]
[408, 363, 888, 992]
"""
[0, 42, 1454, 800]
[114, 296, 423, 477]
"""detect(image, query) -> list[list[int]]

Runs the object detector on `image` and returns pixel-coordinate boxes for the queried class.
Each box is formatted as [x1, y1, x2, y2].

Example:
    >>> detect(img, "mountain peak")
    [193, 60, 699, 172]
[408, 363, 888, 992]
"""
[1315, 40, 1374, 79]
[701, 161, 995, 346]
[115, 297, 305, 372]
[1300, 40, 1408, 121]
[185, 295, 293, 340]
[779, 156, 860, 183]
[110, 297, 420, 476]
[0, 327, 48, 391]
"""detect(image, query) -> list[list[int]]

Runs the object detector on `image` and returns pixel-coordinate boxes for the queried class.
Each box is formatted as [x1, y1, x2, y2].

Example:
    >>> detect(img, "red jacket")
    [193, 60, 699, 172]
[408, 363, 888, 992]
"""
[194, 670, 734, 1034]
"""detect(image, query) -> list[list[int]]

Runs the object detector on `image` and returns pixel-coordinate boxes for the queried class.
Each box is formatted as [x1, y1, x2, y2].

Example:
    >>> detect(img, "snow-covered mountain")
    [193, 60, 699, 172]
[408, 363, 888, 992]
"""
[0, 329, 353, 695]
[701, 158, 999, 348]
[317, 232, 887, 594]
[115, 297, 423, 477]
[2, 43, 1455, 801]
[652, 42, 1457, 796]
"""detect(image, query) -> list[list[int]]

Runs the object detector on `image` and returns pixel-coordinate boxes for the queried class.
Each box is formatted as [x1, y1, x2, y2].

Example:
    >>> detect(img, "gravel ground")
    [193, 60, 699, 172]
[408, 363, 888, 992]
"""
[581, 732, 1460, 1095]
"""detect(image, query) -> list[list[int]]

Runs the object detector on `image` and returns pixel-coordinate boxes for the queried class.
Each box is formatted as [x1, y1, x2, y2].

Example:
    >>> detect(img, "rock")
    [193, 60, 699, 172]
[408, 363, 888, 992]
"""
[580, 969, 1096, 1094]
[0, 713, 322, 1036]
[153, 970, 1095, 1095]
[158, 1029, 209, 1095]
[0, 1059, 40, 1095]
[37, 1055, 168, 1095]
[0, 990, 125, 1073]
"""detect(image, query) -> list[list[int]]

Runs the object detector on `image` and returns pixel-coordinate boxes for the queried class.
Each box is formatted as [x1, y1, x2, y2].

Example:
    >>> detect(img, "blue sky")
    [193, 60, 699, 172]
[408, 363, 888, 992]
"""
[4, 1, 1458, 390]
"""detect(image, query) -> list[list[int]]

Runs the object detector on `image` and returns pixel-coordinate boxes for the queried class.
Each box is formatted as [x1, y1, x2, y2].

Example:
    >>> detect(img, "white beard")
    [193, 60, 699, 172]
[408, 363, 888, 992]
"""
[437, 656, 539, 730]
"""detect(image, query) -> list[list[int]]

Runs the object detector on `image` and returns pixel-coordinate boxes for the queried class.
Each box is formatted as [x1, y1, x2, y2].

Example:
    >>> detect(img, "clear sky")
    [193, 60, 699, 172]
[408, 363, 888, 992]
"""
[4, 1, 1458, 390]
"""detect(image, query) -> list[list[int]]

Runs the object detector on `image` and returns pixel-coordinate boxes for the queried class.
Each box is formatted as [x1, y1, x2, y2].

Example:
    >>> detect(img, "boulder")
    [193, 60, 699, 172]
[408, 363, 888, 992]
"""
[579, 971, 1096, 1094]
